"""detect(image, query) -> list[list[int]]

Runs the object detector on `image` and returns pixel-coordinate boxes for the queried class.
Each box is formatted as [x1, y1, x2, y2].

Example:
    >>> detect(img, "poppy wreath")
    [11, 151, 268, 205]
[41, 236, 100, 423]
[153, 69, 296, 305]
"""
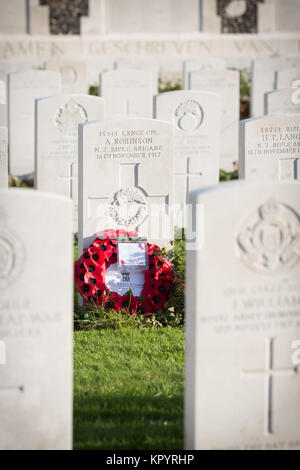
[74, 229, 174, 316]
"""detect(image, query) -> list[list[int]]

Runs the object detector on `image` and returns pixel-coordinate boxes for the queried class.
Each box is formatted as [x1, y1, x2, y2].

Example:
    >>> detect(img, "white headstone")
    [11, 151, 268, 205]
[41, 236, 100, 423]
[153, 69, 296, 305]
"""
[189, 69, 240, 171]
[0, 126, 8, 188]
[154, 90, 221, 210]
[251, 57, 300, 117]
[78, 118, 174, 252]
[183, 58, 226, 89]
[8, 70, 61, 177]
[46, 61, 88, 94]
[264, 88, 300, 115]
[99, 70, 153, 118]
[0, 189, 73, 450]
[115, 59, 159, 94]
[0, 79, 6, 127]
[239, 114, 300, 181]
[35, 94, 105, 232]
[86, 59, 115, 89]
[275, 68, 300, 90]
[186, 180, 300, 450]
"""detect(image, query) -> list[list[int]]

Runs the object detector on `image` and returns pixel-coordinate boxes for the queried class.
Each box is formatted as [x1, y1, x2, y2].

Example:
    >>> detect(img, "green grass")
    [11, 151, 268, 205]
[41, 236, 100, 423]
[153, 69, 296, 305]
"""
[74, 328, 184, 450]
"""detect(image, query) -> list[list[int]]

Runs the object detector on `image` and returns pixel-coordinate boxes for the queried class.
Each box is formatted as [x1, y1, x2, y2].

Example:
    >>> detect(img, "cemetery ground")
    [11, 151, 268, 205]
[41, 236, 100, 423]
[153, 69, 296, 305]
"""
[73, 238, 185, 450]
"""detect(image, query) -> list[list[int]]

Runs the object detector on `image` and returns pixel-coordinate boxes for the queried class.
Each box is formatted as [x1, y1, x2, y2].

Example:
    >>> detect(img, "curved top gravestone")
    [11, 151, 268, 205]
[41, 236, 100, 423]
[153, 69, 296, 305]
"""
[186, 180, 300, 450]
[0, 189, 73, 450]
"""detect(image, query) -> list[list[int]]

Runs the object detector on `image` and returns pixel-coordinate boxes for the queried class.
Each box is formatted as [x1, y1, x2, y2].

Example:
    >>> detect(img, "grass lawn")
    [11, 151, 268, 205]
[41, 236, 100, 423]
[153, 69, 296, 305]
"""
[74, 328, 184, 450]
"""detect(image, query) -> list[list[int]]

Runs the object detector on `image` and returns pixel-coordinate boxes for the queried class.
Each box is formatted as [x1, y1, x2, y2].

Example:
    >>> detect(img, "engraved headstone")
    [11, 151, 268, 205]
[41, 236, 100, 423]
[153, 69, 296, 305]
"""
[115, 59, 159, 94]
[189, 69, 240, 171]
[35, 94, 105, 232]
[275, 68, 300, 90]
[8, 70, 61, 177]
[78, 118, 174, 253]
[186, 180, 300, 450]
[264, 88, 300, 115]
[46, 61, 88, 94]
[0, 189, 73, 450]
[239, 114, 300, 181]
[154, 90, 221, 210]
[251, 57, 300, 117]
[183, 58, 226, 89]
[0, 126, 8, 188]
[99, 70, 153, 119]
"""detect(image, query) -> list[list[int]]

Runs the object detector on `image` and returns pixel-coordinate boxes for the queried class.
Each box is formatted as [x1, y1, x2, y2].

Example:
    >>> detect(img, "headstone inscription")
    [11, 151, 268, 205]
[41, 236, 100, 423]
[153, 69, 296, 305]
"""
[78, 118, 174, 253]
[264, 88, 300, 116]
[239, 114, 300, 181]
[8, 70, 62, 177]
[0, 189, 73, 450]
[189, 69, 240, 171]
[185, 180, 300, 450]
[99, 70, 153, 118]
[0, 126, 8, 188]
[154, 90, 221, 209]
[35, 94, 105, 232]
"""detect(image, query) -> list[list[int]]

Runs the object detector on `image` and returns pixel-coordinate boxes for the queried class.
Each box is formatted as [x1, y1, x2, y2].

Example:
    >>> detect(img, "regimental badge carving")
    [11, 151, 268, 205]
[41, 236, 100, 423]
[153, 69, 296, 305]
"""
[174, 100, 204, 132]
[54, 98, 88, 137]
[0, 208, 25, 289]
[108, 187, 148, 228]
[237, 199, 300, 274]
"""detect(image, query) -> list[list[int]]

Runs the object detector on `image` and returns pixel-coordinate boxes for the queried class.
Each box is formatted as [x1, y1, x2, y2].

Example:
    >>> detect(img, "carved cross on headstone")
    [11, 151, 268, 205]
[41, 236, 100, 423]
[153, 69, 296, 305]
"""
[280, 158, 300, 181]
[59, 161, 77, 199]
[39, 0, 89, 35]
[241, 337, 297, 435]
[176, 158, 202, 204]
[88, 163, 168, 234]
[124, 99, 139, 117]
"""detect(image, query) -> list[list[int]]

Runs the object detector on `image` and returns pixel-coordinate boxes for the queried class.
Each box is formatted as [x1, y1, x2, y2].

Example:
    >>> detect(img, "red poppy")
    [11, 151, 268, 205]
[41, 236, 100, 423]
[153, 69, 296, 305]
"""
[74, 229, 174, 316]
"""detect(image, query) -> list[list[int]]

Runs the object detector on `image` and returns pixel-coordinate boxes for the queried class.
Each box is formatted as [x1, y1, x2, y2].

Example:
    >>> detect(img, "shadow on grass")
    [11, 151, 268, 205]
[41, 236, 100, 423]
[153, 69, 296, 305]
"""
[74, 392, 183, 450]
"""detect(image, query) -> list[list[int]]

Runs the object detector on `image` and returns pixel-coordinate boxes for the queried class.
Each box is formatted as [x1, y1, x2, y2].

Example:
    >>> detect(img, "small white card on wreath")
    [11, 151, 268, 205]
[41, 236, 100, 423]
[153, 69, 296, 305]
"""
[117, 242, 148, 268]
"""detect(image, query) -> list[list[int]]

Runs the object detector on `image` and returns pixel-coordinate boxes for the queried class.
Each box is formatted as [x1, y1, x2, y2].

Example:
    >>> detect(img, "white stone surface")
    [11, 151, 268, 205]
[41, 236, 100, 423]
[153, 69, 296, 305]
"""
[99, 69, 153, 118]
[105, 0, 200, 33]
[275, 68, 300, 90]
[240, 114, 300, 181]
[35, 94, 105, 232]
[8, 70, 61, 177]
[251, 57, 300, 117]
[0, 126, 8, 188]
[29, 0, 49, 35]
[183, 58, 226, 89]
[186, 180, 300, 450]
[0, 1, 27, 34]
[189, 69, 240, 171]
[154, 90, 220, 209]
[78, 118, 174, 252]
[0, 34, 299, 64]
[115, 58, 159, 94]
[86, 59, 115, 88]
[0, 189, 73, 450]
[0, 79, 6, 127]
[46, 61, 88, 94]
[264, 88, 300, 115]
